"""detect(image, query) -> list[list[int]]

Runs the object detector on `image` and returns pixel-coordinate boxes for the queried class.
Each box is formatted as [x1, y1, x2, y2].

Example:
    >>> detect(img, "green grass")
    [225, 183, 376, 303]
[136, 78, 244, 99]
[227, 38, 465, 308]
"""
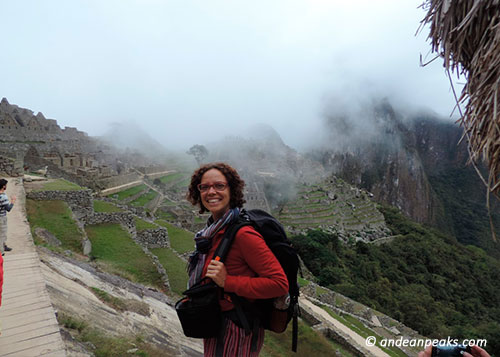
[26, 199, 84, 252]
[261, 319, 352, 357]
[90, 287, 127, 311]
[159, 172, 185, 184]
[155, 220, 194, 253]
[174, 177, 190, 188]
[156, 209, 176, 221]
[85, 223, 163, 289]
[93, 200, 123, 213]
[194, 216, 207, 224]
[134, 217, 157, 231]
[150, 247, 188, 295]
[34, 178, 83, 191]
[57, 313, 166, 357]
[130, 190, 158, 207]
[162, 198, 178, 206]
[113, 184, 147, 200]
[297, 277, 310, 288]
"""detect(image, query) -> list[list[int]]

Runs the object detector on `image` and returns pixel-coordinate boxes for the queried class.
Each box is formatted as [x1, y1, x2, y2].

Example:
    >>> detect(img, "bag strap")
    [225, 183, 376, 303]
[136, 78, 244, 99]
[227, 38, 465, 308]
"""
[292, 296, 300, 352]
[212, 219, 251, 262]
[212, 219, 254, 333]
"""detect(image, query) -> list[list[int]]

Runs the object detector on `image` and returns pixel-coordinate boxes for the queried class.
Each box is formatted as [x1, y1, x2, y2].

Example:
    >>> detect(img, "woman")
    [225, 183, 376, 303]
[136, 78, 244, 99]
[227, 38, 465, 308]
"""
[186, 162, 288, 357]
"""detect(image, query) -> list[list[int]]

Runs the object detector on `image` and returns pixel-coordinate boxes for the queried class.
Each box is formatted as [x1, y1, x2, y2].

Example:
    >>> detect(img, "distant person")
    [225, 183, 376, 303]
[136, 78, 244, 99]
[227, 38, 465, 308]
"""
[0, 178, 16, 255]
[186, 162, 288, 356]
[418, 345, 491, 357]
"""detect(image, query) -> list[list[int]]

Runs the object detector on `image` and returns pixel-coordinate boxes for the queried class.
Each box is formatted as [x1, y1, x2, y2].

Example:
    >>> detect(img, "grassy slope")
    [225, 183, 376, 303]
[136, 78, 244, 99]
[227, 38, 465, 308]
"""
[150, 247, 188, 295]
[134, 217, 157, 231]
[112, 184, 147, 200]
[130, 189, 158, 207]
[93, 200, 122, 213]
[159, 172, 185, 184]
[35, 179, 83, 191]
[85, 223, 163, 289]
[26, 199, 84, 252]
[155, 220, 194, 253]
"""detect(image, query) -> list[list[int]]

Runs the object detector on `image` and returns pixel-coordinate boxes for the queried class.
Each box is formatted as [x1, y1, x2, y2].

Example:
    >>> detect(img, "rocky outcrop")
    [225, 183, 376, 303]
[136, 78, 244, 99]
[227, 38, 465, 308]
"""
[38, 248, 203, 356]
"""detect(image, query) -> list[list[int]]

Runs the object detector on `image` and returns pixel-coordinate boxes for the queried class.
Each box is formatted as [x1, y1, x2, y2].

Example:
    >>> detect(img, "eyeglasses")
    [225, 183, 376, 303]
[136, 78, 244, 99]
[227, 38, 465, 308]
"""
[197, 182, 228, 192]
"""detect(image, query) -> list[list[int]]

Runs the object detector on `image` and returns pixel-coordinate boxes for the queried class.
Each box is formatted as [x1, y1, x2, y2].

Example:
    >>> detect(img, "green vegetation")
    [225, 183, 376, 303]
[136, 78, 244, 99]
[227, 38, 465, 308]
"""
[429, 167, 500, 258]
[261, 319, 352, 357]
[297, 276, 310, 288]
[93, 200, 122, 213]
[90, 287, 127, 311]
[158, 172, 184, 184]
[85, 223, 163, 289]
[34, 178, 82, 191]
[150, 247, 188, 295]
[161, 198, 177, 206]
[26, 199, 84, 252]
[155, 220, 194, 253]
[194, 216, 206, 224]
[59, 313, 88, 332]
[156, 209, 176, 221]
[134, 217, 157, 231]
[112, 184, 147, 200]
[320, 305, 407, 357]
[291, 206, 500, 353]
[57, 313, 165, 356]
[130, 189, 158, 207]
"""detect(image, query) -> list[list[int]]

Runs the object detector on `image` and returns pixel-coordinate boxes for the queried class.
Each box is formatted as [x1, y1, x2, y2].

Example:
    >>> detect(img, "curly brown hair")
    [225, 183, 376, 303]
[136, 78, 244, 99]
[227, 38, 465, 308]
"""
[186, 162, 246, 214]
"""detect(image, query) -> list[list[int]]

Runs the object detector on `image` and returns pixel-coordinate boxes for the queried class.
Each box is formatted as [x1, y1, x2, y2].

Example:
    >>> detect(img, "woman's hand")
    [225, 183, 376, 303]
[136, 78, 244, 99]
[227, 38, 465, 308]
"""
[206, 260, 227, 288]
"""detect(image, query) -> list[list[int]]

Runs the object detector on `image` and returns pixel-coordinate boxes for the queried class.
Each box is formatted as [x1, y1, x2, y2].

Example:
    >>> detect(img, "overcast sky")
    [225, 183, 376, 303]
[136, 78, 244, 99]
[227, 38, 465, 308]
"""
[0, 0, 462, 150]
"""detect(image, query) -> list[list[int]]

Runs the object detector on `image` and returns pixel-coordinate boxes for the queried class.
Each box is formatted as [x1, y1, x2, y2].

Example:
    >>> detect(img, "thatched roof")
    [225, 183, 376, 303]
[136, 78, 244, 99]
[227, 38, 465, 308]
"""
[420, 0, 500, 197]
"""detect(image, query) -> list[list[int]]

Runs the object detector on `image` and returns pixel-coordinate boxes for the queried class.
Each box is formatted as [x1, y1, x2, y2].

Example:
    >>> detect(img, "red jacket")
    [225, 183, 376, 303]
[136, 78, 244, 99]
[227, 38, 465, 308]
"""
[202, 225, 288, 311]
[0, 254, 3, 306]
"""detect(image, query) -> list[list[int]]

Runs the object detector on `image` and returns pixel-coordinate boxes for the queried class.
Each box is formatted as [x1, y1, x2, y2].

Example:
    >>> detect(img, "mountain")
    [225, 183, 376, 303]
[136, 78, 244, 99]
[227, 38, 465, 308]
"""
[307, 99, 500, 256]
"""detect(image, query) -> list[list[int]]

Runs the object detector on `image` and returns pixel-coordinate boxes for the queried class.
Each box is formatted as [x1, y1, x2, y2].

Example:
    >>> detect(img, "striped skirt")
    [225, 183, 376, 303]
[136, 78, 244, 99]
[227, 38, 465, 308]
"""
[203, 318, 265, 357]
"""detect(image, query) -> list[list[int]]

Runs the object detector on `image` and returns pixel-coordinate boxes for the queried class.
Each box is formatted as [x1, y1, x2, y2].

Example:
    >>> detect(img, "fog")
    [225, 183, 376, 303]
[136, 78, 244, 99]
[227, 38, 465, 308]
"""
[0, 1, 461, 152]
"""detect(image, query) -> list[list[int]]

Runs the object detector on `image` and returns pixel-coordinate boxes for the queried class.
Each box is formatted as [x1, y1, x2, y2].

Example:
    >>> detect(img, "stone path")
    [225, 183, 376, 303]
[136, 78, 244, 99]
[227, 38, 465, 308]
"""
[300, 297, 390, 357]
[0, 177, 65, 356]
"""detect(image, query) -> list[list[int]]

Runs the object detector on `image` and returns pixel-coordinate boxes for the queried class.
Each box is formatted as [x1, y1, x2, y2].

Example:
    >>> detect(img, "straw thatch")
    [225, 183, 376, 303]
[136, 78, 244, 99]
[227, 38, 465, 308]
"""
[420, 0, 500, 196]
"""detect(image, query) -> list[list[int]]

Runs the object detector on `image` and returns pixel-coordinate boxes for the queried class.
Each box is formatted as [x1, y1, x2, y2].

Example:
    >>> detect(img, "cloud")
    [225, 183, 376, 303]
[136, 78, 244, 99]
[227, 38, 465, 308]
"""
[0, 0, 462, 152]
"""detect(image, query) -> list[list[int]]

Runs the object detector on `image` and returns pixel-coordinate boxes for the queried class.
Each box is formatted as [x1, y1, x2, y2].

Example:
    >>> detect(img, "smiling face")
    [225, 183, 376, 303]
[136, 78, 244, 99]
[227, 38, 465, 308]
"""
[200, 168, 231, 221]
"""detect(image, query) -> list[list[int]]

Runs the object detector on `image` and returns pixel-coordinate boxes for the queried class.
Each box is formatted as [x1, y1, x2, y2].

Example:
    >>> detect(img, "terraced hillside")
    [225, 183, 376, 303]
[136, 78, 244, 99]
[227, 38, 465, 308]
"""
[278, 177, 391, 242]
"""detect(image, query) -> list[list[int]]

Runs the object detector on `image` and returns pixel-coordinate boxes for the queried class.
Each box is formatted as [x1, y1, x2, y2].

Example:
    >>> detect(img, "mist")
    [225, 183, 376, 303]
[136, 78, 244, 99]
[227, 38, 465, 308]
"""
[0, 0, 462, 154]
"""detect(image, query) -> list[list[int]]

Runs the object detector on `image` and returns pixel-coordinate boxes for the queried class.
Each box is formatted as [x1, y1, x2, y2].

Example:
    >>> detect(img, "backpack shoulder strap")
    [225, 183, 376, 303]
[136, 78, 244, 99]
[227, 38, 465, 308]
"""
[211, 218, 254, 334]
[212, 219, 252, 262]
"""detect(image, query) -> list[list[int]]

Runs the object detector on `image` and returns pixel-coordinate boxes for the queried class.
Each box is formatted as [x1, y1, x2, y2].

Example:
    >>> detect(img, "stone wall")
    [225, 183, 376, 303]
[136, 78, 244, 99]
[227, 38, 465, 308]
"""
[136, 228, 169, 248]
[80, 212, 136, 231]
[26, 189, 93, 219]
[0, 154, 23, 176]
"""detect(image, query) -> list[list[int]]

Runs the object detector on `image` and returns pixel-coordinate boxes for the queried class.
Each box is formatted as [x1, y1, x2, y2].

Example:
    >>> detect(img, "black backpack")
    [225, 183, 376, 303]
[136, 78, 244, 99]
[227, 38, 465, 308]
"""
[217, 209, 301, 352]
